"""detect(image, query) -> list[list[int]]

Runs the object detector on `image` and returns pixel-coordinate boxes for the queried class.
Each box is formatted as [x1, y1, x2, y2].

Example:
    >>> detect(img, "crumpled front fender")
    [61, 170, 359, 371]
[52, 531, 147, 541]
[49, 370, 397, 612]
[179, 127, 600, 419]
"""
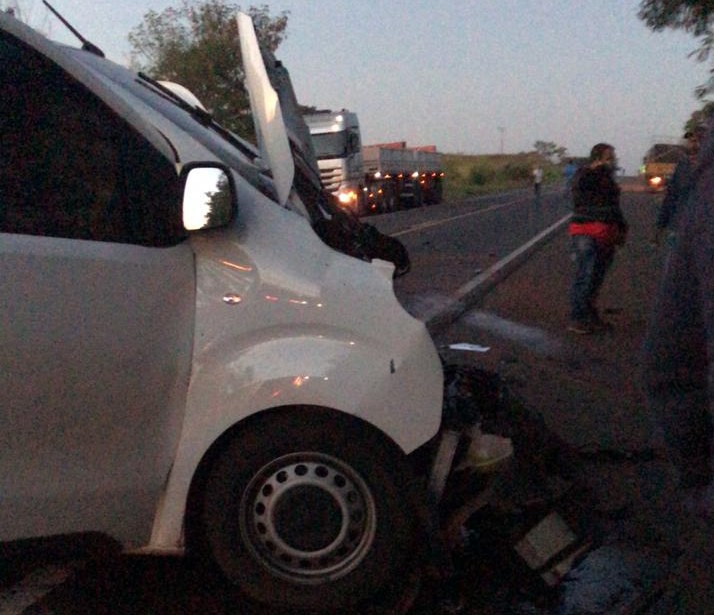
[426, 364, 514, 547]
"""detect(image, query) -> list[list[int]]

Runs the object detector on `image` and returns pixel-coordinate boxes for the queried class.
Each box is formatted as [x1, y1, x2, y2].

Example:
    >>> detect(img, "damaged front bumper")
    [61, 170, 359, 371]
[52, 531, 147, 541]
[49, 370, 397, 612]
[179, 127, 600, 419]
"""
[426, 364, 514, 547]
[422, 363, 593, 590]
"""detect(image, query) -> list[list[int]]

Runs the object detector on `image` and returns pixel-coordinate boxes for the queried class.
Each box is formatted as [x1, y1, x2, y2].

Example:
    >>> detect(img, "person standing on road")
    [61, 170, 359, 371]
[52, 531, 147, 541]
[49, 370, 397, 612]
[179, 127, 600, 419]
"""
[533, 166, 543, 198]
[643, 125, 714, 515]
[563, 158, 578, 197]
[567, 143, 628, 334]
[654, 127, 705, 246]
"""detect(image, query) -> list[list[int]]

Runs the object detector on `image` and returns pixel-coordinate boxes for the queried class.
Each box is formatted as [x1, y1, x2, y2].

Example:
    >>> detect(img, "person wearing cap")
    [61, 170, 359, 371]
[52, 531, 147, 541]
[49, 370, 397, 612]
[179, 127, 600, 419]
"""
[654, 127, 706, 246]
[643, 121, 714, 516]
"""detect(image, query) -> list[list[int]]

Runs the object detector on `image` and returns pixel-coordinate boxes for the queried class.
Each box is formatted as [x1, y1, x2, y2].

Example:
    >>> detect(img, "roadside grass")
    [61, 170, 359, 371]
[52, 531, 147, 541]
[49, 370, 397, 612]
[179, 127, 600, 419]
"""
[443, 153, 563, 201]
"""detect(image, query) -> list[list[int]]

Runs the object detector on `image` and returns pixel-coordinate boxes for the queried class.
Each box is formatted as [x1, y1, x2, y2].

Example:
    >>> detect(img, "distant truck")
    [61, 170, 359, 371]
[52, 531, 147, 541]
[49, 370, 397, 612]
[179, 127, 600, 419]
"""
[643, 142, 685, 191]
[304, 109, 444, 215]
[363, 142, 444, 211]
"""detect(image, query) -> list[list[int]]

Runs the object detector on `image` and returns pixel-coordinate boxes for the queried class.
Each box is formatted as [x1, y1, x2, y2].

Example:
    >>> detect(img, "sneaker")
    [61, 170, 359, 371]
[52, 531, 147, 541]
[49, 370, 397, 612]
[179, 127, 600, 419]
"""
[568, 321, 594, 335]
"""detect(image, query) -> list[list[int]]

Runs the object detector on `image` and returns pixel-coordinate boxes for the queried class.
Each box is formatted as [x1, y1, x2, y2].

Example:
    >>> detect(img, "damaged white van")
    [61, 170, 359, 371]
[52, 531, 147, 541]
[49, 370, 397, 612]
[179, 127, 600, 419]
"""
[0, 10, 497, 612]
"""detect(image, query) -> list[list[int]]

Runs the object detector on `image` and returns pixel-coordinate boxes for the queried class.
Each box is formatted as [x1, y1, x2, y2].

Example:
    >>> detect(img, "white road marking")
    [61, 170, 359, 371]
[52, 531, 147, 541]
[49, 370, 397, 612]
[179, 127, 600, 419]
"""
[391, 198, 525, 237]
[0, 561, 82, 614]
[462, 310, 563, 357]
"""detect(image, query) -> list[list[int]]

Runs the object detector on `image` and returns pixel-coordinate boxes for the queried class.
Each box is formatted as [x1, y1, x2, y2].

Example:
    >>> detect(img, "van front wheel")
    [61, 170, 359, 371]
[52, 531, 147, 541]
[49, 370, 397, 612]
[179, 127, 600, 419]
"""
[196, 411, 419, 612]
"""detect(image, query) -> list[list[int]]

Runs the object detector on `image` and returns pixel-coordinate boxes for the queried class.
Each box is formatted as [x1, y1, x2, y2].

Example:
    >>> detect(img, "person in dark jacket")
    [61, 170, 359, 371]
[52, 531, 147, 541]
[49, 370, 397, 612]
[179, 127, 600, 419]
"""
[643, 123, 714, 515]
[654, 127, 705, 246]
[567, 143, 628, 334]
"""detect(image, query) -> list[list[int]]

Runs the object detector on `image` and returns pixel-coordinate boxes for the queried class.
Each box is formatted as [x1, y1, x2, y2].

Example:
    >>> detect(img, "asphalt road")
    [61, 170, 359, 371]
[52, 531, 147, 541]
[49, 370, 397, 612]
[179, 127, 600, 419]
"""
[373, 185, 571, 321]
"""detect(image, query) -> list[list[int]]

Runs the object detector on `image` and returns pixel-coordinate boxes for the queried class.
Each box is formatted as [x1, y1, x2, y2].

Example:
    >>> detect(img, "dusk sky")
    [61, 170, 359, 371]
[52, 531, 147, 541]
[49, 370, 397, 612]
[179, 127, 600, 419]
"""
[23, 0, 713, 174]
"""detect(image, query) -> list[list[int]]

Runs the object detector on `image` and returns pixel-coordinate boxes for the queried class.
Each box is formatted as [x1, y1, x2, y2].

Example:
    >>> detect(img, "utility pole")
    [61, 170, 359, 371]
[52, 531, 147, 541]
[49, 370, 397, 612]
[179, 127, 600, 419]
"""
[498, 126, 505, 154]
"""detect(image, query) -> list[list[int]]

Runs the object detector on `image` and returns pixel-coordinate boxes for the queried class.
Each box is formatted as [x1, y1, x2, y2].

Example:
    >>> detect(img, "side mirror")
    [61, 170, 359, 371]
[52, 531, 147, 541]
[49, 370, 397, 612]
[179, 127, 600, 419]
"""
[182, 166, 234, 231]
[348, 131, 360, 154]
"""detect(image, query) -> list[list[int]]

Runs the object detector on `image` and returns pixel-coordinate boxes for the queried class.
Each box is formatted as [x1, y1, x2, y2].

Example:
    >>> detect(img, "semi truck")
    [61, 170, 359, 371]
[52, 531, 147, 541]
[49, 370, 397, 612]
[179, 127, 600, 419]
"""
[363, 141, 445, 212]
[643, 142, 685, 191]
[304, 109, 444, 215]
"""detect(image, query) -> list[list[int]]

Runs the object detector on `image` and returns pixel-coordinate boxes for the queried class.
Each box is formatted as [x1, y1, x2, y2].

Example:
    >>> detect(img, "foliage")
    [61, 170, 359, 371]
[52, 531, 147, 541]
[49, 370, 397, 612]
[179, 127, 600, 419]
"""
[639, 1, 714, 97]
[638, 1, 714, 38]
[685, 100, 714, 132]
[469, 165, 494, 186]
[205, 172, 233, 227]
[533, 140, 568, 163]
[444, 153, 562, 200]
[128, 1, 289, 140]
[503, 161, 533, 181]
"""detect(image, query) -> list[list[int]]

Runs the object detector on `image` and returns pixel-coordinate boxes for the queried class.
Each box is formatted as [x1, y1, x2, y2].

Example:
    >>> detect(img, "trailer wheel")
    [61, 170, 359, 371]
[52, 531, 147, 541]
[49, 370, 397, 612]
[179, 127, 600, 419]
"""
[195, 410, 420, 612]
[382, 184, 396, 212]
[433, 179, 443, 204]
[412, 182, 423, 207]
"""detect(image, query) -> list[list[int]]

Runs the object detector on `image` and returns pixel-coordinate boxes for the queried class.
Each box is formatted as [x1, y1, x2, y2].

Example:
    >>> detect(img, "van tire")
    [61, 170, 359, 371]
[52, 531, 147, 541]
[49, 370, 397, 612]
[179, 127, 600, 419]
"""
[196, 410, 419, 612]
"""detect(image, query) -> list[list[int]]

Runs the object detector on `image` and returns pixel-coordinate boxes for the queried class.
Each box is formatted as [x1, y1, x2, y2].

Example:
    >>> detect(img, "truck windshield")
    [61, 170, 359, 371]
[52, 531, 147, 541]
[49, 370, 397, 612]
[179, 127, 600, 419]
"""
[311, 131, 348, 159]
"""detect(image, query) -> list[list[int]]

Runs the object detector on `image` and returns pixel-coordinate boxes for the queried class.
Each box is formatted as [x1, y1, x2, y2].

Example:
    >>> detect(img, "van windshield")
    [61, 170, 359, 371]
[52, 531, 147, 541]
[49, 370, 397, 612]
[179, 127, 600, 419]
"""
[63, 48, 279, 194]
[61, 47, 352, 225]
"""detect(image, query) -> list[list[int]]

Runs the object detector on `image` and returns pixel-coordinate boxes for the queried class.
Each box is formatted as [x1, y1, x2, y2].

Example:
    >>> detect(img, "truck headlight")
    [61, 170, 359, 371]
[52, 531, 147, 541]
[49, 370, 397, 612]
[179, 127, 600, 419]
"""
[338, 190, 357, 204]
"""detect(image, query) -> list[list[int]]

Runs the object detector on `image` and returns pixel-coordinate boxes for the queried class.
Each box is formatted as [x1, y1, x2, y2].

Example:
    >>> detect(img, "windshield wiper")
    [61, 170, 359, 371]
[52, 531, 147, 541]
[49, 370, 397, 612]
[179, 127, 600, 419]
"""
[136, 73, 269, 167]
[42, 0, 104, 57]
[138, 73, 214, 123]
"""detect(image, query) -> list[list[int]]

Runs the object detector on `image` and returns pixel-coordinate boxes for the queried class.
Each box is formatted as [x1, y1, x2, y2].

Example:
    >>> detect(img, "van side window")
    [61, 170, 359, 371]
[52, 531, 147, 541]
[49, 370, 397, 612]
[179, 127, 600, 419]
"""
[0, 32, 185, 246]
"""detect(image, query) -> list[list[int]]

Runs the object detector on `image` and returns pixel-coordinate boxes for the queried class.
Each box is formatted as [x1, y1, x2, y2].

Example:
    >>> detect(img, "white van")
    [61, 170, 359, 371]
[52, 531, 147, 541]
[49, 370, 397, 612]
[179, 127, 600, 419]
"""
[0, 10, 488, 612]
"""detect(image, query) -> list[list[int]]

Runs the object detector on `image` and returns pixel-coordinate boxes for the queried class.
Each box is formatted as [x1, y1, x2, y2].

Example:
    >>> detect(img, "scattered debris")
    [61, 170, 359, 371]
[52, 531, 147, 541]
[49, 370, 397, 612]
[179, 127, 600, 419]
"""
[447, 342, 491, 353]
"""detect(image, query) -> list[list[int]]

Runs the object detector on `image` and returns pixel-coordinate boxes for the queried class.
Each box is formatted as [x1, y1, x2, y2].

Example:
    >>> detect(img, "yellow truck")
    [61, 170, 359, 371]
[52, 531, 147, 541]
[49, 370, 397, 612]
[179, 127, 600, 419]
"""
[643, 142, 685, 191]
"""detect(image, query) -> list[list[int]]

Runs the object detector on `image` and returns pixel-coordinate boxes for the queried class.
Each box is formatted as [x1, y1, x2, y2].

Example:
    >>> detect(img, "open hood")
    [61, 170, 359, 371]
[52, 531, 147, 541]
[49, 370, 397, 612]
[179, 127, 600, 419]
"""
[237, 12, 294, 207]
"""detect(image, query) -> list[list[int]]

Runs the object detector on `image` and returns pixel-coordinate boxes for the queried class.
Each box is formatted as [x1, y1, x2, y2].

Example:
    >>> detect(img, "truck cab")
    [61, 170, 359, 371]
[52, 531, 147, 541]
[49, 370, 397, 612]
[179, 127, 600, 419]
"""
[303, 109, 366, 214]
[643, 142, 685, 192]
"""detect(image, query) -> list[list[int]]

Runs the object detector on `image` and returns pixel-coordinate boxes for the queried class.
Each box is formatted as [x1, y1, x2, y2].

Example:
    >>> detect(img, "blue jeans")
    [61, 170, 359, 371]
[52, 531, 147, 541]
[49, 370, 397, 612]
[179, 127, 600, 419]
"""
[569, 234, 615, 323]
